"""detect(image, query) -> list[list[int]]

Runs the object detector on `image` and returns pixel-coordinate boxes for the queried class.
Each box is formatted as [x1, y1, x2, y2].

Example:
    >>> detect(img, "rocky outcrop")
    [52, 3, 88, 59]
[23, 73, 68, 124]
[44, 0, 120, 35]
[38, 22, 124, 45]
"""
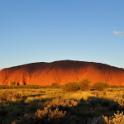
[0, 60, 124, 86]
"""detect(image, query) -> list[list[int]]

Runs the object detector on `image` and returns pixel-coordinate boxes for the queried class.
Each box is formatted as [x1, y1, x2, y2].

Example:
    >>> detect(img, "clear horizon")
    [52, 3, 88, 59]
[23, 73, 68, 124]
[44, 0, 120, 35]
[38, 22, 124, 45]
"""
[0, 0, 124, 68]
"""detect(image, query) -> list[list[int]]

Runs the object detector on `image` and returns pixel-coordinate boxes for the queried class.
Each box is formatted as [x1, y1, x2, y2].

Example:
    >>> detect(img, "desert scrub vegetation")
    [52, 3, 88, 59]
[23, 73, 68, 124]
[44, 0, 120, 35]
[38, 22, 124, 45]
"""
[103, 111, 124, 124]
[92, 82, 110, 91]
[62, 80, 110, 92]
[50, 82, 61, 88]
[78, 79, 91, 91]
[0, 84, 43, 89]
[0, 86, 124, 124]
[62, 79, 91, 92]
[62, 82, 80, 91]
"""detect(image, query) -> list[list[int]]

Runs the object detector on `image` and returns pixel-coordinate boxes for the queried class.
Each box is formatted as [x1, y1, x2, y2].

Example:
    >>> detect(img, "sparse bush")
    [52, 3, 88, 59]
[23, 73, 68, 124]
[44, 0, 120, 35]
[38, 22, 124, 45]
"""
[35, 108, 66, 124]
[0, 91, 23, 102]
[45, 99, 78, 108]
[48, 109, 66, 121]
[92, 82, 110, 91]
[104, 111, 124, 124]
[35, 108, 48, 120]
[62, 82, 80, 92]
[79, 79, 91, 91]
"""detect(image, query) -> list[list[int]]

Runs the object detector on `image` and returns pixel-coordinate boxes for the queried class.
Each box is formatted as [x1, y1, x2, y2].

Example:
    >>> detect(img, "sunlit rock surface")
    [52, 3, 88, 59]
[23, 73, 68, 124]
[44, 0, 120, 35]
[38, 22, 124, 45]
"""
[0, 60, 124, 86]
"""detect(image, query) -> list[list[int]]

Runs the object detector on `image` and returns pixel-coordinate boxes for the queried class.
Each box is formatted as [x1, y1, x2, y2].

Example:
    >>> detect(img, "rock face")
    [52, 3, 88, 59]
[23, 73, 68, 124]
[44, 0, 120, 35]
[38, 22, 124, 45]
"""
[0, 60, 124, 86]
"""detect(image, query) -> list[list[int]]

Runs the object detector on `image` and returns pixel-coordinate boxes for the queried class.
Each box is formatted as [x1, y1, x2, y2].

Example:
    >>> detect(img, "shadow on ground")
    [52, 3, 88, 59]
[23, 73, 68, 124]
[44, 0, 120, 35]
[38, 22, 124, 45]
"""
[0, 96, 124, 124]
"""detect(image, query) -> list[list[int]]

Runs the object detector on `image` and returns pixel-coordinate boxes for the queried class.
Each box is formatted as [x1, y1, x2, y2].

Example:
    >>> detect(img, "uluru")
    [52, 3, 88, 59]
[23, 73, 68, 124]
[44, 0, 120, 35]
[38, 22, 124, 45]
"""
[0, 60, 124, 86]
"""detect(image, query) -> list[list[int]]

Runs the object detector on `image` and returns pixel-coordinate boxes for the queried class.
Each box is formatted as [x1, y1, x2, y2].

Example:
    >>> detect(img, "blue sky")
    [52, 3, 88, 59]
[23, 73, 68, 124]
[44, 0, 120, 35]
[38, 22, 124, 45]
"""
[0, 0, 124, 68]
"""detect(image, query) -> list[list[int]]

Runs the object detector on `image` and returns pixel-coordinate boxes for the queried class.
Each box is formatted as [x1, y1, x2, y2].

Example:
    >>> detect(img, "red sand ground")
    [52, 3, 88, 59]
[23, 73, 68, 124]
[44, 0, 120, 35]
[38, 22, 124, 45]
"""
[0, 60, 124, 86]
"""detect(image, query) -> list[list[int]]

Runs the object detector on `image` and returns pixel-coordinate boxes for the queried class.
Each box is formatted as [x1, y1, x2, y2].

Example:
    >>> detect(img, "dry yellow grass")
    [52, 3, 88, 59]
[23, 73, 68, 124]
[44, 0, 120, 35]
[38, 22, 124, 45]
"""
[0, 87, 124, 124]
